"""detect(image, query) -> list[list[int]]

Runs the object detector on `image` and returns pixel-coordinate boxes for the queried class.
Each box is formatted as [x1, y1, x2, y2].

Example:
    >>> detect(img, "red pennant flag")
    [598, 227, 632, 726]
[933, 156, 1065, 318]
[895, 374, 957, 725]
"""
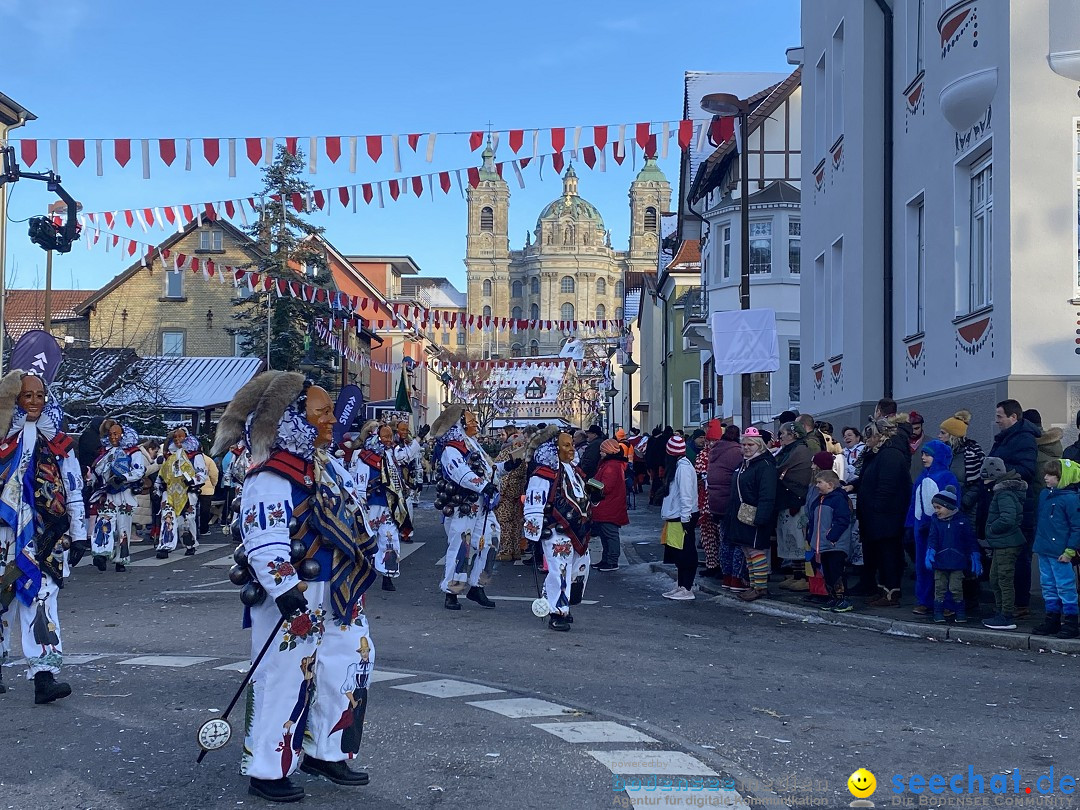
[124, 210, 135, 228]
[388, 179, 400, 200]
[104, 212, 115, 229]
[582, 146, 596, 168]
[325, 136, 341, 163]
[635, 123, 651, 150]
[203, 139, 220, 166]
[362, 184, 373, 204]
[552, 152, 565, 174]
[290, 193, 304, 211]
[67, 139, 86, 167]
[495, 163, 504, 178]
[593, 125, 608, 151]
[411, 175, 423, 196]
[439, 172, 451, 193]
[285, 137, 298, 155]
[127, 239, 138, 257]
[338, 186, 350, 207]
[245, 138, 262, 164]
[710, 116, 734, 145]
[678, 119, 694, 150]
[159, 139, 176, 166]
[182, 205, 195, 223]
[645, 134, 657, 157]
[204, 203, 217, 219]
[313, 190, 325, 210]
[191, 257, 201, 273]
[365, 135, 382, 162]
[315, 289, 327, 303]
[612, 143, 625, 165]
[206, 260, 215, 277]
[112, 139, 133, 167]
[163, 207, 176, 225]
[20, 140, 37, 166]
[407, 133, 421, 151]
[467, 167, 479, 187]
[469, 131, 484, 150]
[509, 130, 524, 152]
[550, 127, 566, 153]
[519, 157, 531, 169]
[144, 208, 155, 227]
[224, 200, 236, 218]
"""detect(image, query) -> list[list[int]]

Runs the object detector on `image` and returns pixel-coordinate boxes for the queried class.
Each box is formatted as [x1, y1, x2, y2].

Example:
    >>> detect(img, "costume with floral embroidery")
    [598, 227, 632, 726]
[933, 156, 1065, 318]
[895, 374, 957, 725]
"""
[87, 423, 145, 568]
[154, 434, 207, 556]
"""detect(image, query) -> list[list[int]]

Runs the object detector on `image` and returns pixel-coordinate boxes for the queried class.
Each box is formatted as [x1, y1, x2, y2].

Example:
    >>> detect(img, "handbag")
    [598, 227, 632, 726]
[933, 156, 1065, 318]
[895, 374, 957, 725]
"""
[735, 471, 757, 526]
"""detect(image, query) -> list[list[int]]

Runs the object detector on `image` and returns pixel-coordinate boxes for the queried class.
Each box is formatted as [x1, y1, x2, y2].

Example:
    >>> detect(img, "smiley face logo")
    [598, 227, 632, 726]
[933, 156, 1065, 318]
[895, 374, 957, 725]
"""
[847, 768, 877, 798]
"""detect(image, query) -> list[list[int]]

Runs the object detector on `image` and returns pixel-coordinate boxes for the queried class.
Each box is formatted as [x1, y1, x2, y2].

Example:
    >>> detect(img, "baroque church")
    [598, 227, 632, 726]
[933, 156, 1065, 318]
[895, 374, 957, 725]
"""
[464, 144, 671, 357]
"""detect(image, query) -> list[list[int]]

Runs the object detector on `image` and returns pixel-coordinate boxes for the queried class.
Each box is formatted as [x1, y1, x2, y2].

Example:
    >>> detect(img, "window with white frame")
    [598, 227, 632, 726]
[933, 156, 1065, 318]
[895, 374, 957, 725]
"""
[198, 228, 223, 251]
[615, 280, 624, 298]
[560, 276, 575, 293]
[683, 380, 701, 427]
[968, 154, 993, 312]
[815, 52, 827, 158]
[722, 225, 732, 279]
[908, 0, 925, 77]
[830, 238, 844, 356]
[615, 306, 623, 320]
[456, 330, 466, 346]
[165, 270, 184, 298]
[161, 330, 185, 356]
[749, 221, 772, 274]
[831, 20, 845, 143]
[788, 219, 801, 274]
[906, 196, 926, 334]
[560, 302, 575, 321]
[788, 342, 800, 403]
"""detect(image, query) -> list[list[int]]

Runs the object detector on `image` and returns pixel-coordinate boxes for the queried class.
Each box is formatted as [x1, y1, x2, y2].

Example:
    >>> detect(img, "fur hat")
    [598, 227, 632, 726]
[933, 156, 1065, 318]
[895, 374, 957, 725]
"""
[940, 410, 971, 439]
[0, 370, 26, 438]
[211, 371, 306, 461]
[357, 419, 381, 447]
[527, 425, 560, 455]
[430, 403, 465, 440]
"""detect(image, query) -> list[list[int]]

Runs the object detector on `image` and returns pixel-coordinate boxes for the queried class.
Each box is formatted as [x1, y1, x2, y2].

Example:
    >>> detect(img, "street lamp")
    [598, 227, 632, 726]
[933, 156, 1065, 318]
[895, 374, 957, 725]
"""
[701, 92, 752, 428]
[619, 357, 639, 430]
[605, 386, 619, 434]
[440, 370, 452, 409]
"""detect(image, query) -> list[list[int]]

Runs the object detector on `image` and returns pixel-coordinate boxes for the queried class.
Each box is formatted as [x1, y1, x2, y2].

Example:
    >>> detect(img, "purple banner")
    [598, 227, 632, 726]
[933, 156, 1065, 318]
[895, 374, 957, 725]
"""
[10, 329, 63, 384]
[333, 384, 364, 445]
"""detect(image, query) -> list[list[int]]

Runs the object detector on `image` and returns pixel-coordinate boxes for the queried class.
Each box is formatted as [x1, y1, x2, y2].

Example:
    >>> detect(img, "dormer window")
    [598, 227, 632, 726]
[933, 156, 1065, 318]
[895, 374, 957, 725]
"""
[198, 228, 223, 252]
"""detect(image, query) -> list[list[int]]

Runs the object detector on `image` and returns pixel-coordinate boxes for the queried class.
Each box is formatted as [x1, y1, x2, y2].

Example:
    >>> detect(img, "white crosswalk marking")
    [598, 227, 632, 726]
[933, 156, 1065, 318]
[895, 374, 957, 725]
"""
[586, 750, 719, 776]
[392, 679, 504, 699]
[532, 721, 656, 744]
[467, 697, 576, 718]
[117, 655, 217, 668]
[397, 542, 425, 561]
[130, 543, 227, 567]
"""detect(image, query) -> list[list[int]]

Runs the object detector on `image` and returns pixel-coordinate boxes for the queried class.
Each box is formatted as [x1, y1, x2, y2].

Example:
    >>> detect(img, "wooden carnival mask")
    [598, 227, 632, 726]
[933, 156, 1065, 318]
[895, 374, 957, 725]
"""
[18, 375, 45, 422]
[378, 425, 395, 447]
[557, 432, 575, 464]
[463, 410, 479, 437]
[108, 423, 124, 447]
[304, 386, 336, 448]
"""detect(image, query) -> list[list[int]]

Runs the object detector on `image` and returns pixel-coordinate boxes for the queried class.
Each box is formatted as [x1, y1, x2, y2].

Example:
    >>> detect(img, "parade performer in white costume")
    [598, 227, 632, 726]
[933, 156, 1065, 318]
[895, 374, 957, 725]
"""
[154, 426, 207, 559]
[431, 404, 520, 611]
[347, 420, 421, 592]
[0, 371, 85, 703]
[86, 419, 145, 573]
[523, 428, 599, 631]
[212, 371, 377, 803]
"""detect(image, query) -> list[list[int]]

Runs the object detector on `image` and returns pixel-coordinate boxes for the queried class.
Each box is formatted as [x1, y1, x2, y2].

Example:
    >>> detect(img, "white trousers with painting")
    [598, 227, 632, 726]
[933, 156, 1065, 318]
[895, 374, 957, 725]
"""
[156, 496, 199, 553]
[90, 499, 134, 565]
[440, 505, 499, 594]
[541, 529, 590, 617]
[242, 581, 375, 780]
[0, 560, 63, 679]
[368, 505, 401, 578]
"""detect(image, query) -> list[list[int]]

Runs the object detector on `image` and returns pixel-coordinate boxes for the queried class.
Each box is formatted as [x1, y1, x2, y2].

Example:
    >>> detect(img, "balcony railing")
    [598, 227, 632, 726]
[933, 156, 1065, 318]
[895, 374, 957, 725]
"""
[683, 287, 708, 323]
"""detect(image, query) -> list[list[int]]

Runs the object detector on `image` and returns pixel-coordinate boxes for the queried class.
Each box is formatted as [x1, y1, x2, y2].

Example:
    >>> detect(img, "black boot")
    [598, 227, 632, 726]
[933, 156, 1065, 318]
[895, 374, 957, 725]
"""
[68, 543, 89, 567]
[381, 576, 396, 592]
[1058, 613, 1080, 639]
[1033, 612, 1061, 636]
[115, 563, 127, 573]
[182, 530, 196, 555]
[466, 586, 495, 608]
[444, 593, 461, 611]
[569, 580, 584, 605]
[33, 671, 71, 704]
[248, 777, 304, 803]
[155, 549, 169, 559]
[299, 755, 369, 786]
[548, 614, 571, 631]
[93, 555, 107, 572]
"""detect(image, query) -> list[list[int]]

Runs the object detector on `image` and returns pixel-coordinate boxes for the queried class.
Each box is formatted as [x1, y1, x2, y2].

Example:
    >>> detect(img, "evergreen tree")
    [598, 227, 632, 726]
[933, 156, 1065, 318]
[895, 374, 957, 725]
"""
[231, 146, 337, 388]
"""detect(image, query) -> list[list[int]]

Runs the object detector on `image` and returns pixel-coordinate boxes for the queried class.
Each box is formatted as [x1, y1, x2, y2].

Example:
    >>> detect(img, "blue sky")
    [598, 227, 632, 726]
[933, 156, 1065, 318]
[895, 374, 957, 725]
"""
[1, 0, 800, 293]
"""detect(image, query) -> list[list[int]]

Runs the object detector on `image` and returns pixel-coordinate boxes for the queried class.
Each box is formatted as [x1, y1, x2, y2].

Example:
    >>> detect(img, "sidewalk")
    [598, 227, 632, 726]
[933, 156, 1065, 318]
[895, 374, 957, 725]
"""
[619, 499, 1080, 655]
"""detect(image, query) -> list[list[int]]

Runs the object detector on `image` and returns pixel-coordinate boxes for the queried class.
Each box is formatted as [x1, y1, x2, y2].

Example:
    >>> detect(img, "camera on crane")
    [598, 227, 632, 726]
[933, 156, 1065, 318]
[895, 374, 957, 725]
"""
[1, 146, 82, 254]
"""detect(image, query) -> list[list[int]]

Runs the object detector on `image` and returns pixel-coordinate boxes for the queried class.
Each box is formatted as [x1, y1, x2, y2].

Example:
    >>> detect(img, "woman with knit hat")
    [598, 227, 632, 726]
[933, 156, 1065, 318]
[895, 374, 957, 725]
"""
[695, 419, 724, 577]
[939, 411, 985, 523]
[724, 427, 779, 601]
[660, 434, 700, 600]
[592, 438, 629, 571]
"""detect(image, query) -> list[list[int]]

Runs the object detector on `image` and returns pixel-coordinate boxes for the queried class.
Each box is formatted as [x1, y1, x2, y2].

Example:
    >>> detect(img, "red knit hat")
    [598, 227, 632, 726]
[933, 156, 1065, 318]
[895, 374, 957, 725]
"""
[666, 435, 686, 456]
[705, 418, 724, 441]
[812, 451, 835, 470]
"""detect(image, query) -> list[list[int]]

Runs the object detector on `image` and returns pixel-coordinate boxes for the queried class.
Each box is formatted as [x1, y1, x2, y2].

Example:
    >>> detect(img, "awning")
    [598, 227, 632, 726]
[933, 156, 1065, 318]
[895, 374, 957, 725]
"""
[104, 356, 264, 412]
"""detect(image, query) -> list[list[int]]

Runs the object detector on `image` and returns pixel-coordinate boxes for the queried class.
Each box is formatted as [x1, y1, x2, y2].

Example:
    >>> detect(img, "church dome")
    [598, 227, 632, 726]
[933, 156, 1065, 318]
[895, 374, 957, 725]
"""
[535, 165, 605, 230]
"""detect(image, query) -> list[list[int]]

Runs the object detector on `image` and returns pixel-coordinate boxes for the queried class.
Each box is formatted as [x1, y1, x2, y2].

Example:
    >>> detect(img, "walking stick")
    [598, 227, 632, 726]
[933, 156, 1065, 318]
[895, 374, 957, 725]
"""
[195, 582, 307, 762]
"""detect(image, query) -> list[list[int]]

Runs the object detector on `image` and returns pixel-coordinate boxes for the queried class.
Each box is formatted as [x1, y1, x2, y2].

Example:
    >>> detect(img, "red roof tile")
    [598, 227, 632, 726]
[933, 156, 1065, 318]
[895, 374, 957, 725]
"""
[4, 289, 89, 341]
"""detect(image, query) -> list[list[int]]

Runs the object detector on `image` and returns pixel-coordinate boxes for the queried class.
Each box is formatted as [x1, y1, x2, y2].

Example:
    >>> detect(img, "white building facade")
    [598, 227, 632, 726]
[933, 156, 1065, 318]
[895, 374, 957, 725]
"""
[800, 0, 1080, 445]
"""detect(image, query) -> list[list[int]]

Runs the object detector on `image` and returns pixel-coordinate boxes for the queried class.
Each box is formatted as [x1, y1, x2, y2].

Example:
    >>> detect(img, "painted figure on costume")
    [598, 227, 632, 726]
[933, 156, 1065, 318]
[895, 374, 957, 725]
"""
[86, 419, 145, 573]
[0, 371, 86, 703]
[495, 429, 528, 561]
[431, 404, 522, 611]
[154, 426, 207, 559]
[212, 371, 377, 804]
[523, 427, 598, 631]
[346, 420, 421, 593]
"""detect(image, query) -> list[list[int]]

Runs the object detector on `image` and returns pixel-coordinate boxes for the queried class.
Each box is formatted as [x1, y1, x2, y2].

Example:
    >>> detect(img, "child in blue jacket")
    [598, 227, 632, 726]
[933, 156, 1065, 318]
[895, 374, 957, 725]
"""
[908, 440, 961, 615]
[806, 470, 853, 612]
[1031, 459, 1080, 639]
[925, 485, 981, 623]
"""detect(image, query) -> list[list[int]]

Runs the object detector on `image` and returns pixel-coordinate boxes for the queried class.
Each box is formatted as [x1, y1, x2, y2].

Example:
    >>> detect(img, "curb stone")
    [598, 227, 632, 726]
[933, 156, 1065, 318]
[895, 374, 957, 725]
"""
[648, 562, 1080, 655]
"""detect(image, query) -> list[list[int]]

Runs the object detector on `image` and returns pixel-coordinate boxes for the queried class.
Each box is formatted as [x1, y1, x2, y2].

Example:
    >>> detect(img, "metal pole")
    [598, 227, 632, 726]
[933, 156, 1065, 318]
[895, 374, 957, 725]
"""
[739, 109, 752, 429]
[43, 250, 53, 332]
[265, 286, 272, 370]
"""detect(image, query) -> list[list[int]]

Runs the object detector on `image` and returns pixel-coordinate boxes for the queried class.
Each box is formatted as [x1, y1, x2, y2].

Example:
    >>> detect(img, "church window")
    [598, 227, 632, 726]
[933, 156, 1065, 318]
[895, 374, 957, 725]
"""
[595, 304, 606, 321]
[512, 280, 522, 298]
[512, 306, 523, 320]
[530, 277, 540, 295]
[480, 206, 494, 232]
[596, 278, 606, 296]
[482, 279, 492, 296]
[530, 340, 540, 356]
[645, 207, 658, 231]
[560, 303, 575, 321]
[483, 305, 492, 318]
[511, 342, 523, 357]
[616, 306, 623, 321]
[560, 276, 575, 294]
[530, 303, 539, 320]
[615, 280, 624, 298]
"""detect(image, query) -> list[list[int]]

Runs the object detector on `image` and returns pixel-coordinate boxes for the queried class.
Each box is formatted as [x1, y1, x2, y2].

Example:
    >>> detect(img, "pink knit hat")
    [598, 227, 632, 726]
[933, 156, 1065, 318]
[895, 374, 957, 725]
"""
[742, 427, 762, 438]
[666, 435, 686, 456]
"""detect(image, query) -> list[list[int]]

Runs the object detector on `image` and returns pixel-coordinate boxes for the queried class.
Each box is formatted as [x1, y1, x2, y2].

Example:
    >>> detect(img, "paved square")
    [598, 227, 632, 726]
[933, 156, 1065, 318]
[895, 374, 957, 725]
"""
[587, 750, 718, 776]
[117, 655, 217, 668]
[391, 678, 503, 698]
[467, 697, 576, 718]
[533, 721, 657, 743]
[369, 670, 416, 684]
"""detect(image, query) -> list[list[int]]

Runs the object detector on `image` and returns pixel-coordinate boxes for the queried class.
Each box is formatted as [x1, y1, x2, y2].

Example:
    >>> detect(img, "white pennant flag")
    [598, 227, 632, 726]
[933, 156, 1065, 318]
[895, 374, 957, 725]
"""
[237, 199, 248, 226]
[491, 132, 500, 153]
[511, 160, 525, 189]
[377, 182, 385, 208]
[572, 126, 582, 150]
[597, 145, 606, 172]
[391, 134, 401, 172]
[228, 138, 236, 177]
[661, 122, 670, 159]
[532, 129, 539, 157]
[348, 136, 357, 172]
[264, 137, 274, 165]
[425, 132, 436, 162]
[95, 139, 103, 176]
[134, 210, 148, 233]
[309, 137, 317, 173]
[696, 120, 709, 152]
[616, 125, 626, 158]
[172, 206, 184, 233]
[185, 139, 192, 171]
[50, 139, 58, 173]
[153, 207, 165, 230]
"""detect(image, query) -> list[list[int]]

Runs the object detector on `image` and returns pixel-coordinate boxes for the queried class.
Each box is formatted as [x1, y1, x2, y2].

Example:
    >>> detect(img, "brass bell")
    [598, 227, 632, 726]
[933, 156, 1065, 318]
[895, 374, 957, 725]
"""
[239, 581, 266, 606]
[297, 558, 321, 581]
[232, 544, 248, 566]
[289, 539, 307, 563]
[229, 564, 252, 586]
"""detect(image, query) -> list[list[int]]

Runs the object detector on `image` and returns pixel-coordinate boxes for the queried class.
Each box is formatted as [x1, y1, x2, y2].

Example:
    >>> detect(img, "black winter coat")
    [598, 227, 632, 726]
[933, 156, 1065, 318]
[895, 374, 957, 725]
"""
[854, 434, 912, 538]
[989, 419, 1041, 530]
[580, 437, 603, 479]
[723, 451, 778, 550]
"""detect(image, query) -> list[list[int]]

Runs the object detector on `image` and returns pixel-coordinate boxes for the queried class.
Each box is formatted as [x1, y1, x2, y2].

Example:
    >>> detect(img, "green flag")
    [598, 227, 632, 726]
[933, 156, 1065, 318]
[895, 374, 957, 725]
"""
[395, 368, 412, 412]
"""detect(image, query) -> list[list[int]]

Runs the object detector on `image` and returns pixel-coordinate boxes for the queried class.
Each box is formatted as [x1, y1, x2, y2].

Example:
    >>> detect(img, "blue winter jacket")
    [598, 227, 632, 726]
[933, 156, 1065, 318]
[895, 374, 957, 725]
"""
[1033, 487, 1080, 558]
[927, 511, 978, 571]
[806, 486, 853, 557]
[906, 440, 960, 536]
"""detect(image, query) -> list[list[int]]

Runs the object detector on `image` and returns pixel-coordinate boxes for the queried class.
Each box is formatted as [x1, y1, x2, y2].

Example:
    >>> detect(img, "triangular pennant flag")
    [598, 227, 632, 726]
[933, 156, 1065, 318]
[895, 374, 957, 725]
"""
[285, 137, 298, 155]
[68, 139, 86, 167]
[509, 129, 523, 152]
[635, 122, 651, 150]
[469, 131, 484, 150]
[203, 138, 220, 166]
[20, 139, 37, 167]
[160, 139, 176, 166]
[407, 133, 421, 151]
[678, 119, 694, 150]
[246, 137, 262, 164]
[366, 134, 382, 163]
[325, 136, 341, 163]
[550, 127, 566, 152]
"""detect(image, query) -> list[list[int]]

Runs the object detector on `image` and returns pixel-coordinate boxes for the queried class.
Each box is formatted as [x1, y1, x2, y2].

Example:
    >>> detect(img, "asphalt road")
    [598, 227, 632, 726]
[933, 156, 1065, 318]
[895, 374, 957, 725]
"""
[1, 496, 1076, 810]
